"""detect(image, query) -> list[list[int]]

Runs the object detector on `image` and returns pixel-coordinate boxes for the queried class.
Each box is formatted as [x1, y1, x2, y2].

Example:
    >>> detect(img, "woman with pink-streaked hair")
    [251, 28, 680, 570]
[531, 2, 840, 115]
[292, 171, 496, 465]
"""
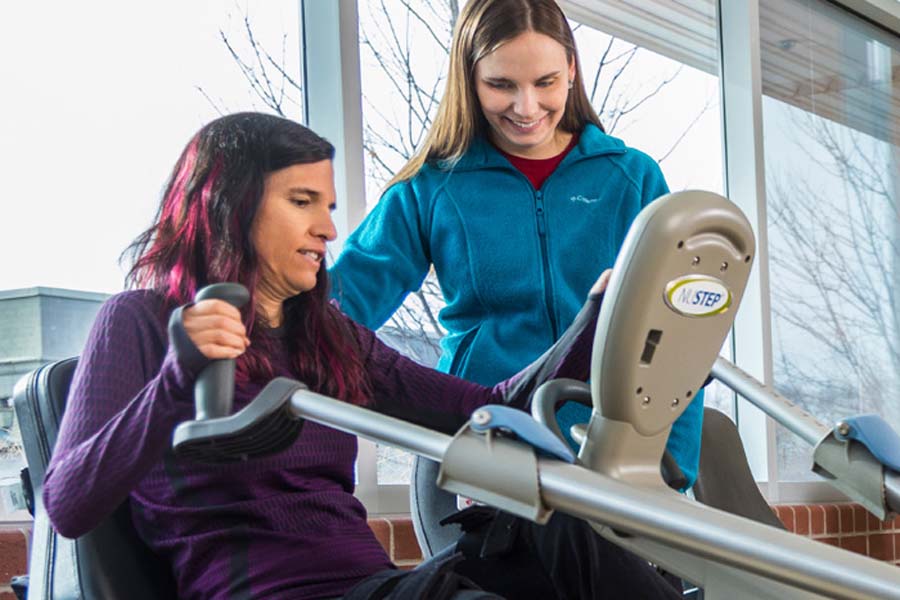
[42, 112, 676, 600]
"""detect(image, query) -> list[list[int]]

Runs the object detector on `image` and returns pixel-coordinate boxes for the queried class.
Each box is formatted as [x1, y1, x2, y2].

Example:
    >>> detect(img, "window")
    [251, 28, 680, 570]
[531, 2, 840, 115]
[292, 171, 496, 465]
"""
[565, 4, 734, 418]
[759, 0, 900, 481]
[0, 0, 303, 519]
[357, 0, 455, 487]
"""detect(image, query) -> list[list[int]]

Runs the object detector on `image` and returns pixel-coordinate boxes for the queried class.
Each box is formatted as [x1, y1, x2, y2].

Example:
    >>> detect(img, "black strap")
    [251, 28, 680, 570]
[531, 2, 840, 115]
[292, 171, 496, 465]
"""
[444, 507, 522, 560]
[342, 569, 407, 600]
[439, 505, 495, 531]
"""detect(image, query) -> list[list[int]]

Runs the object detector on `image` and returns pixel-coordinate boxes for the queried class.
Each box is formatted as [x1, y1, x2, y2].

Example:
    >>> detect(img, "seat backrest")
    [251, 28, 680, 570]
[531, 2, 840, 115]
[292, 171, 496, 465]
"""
[410, 457, 461, 558]
[692, 407, 785, 529]
[13, 358, 179, 600]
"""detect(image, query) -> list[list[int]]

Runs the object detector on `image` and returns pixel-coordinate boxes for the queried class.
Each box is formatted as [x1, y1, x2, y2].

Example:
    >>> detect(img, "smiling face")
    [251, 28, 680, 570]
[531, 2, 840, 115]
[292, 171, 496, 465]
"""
[250, 160, 337, 317]
[474, 30, 576, 159]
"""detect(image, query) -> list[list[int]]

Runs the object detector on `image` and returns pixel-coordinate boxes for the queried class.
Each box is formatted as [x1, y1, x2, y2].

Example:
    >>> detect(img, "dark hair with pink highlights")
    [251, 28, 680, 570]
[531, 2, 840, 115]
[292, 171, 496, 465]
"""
[125, 112, 371, 405]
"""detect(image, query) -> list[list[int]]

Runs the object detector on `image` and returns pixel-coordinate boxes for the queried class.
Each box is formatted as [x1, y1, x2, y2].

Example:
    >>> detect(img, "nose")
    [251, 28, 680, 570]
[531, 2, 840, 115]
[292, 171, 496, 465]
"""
[513, 86, 539, 118]
[314, 208, 338, 242]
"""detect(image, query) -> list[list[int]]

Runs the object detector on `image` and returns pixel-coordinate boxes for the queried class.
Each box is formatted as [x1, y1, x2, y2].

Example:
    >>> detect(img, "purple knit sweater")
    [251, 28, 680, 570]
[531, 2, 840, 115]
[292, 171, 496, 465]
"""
[43, 290, 599, 599]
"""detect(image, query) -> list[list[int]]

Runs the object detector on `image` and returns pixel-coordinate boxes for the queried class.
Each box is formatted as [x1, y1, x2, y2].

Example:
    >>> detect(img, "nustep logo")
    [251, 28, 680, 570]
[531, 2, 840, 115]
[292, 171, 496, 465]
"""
[664, 275, 732, 317]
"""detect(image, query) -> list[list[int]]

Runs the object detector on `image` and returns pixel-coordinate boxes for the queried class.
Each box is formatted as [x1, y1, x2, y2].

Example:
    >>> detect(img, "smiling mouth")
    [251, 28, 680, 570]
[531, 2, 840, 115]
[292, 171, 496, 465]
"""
[299, 250, 324, 263]
[504, 116, 545, 132]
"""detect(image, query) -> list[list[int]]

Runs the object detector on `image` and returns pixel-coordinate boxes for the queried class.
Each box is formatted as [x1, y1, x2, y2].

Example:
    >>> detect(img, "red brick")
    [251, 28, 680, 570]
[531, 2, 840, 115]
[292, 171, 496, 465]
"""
[367, 518, 392, 554]
[775, 506, 795, 532]
[867, 510, 883, 532]
[868, 534, 893, 561]
[838, 505, 855, 533]
[822, 504, 840, 535]
[817, 536, 840, 547]
[391, 517, 422, 562]
[887, 514, 900, 532]
[19, 526, 30, 558]
[839, 534, 868, 556]
[810, 505, 825, 536]
[0, 531, 27, 583]
[0, 591, 18, 600]
[794, 505, 810, 536]
[853, 505, 869, 533]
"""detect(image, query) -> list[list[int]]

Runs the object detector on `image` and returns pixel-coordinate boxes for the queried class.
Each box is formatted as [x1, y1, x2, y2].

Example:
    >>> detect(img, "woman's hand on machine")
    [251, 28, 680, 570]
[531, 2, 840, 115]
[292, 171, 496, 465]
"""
[589, 269, 612, 298]
[183, 300, 251, 360]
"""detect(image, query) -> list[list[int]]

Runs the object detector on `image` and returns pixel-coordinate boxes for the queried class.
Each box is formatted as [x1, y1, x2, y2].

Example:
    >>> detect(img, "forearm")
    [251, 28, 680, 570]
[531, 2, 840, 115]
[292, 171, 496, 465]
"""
[491, 292, 603, 409]
[363, 293, 602, 431]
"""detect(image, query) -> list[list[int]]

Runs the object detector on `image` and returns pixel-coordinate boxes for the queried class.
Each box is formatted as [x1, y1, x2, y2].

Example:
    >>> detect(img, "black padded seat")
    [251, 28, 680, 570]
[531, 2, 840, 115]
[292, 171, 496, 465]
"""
[13, 358, 178, 600]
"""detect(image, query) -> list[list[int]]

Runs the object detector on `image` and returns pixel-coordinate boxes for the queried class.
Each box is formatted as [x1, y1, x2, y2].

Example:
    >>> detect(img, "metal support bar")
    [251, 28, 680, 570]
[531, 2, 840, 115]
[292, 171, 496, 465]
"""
[711, 357, 828, 445]
[288, 389, 451, 461]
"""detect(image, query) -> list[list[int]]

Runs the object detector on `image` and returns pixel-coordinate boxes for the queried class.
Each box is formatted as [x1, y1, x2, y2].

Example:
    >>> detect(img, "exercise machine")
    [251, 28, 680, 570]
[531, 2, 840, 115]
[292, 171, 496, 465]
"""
[173, 190, 900, 599]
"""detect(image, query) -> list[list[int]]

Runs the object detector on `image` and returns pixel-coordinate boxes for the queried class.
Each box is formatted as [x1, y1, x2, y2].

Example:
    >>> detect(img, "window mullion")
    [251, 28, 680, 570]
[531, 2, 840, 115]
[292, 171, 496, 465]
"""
[300, 0, 366, 258]
[718, 0, 778, 490]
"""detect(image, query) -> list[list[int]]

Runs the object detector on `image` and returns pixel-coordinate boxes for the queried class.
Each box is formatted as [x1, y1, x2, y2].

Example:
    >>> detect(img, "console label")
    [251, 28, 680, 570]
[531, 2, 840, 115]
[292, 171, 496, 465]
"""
[665, 275, 732, 317]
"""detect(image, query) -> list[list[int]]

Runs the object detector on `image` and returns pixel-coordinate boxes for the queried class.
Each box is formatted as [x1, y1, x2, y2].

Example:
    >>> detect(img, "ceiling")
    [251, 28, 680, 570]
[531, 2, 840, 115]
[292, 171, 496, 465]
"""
[561, 0, 899, 145]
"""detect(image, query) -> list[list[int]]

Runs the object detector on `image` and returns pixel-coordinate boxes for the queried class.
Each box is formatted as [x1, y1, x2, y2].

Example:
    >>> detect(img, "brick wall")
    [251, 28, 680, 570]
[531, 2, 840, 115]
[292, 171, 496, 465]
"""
[0, 527, 28, 599]
[368, 516, 423, 569]
[772, 503, 900, 566]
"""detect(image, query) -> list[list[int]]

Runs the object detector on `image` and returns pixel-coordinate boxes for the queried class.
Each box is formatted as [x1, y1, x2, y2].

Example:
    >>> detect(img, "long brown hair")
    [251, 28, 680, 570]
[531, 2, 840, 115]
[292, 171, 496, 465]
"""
[388, 0, 602, 187]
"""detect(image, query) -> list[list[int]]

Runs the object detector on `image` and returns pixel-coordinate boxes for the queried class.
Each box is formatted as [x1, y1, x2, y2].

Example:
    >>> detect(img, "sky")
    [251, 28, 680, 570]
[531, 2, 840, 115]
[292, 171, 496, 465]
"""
[0, 1, 301, 293]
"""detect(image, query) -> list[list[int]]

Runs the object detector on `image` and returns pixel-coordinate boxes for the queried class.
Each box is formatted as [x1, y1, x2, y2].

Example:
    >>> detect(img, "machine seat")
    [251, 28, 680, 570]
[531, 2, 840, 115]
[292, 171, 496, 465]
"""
[13, 358, 178, 600]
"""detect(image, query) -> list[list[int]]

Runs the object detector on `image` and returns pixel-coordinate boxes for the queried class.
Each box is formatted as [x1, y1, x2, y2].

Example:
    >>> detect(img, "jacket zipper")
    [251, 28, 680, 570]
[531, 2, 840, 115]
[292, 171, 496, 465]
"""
[534, 189, 559, 341]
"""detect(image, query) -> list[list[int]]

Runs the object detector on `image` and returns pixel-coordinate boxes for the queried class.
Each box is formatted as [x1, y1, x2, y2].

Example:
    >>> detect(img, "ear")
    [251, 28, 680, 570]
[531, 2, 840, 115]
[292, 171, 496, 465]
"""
[568, 59, 576, 87]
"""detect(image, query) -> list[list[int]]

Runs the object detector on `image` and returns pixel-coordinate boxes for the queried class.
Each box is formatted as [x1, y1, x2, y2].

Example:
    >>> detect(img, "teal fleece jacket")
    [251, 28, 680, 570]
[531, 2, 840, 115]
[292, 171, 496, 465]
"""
[331, 124, 703, 486]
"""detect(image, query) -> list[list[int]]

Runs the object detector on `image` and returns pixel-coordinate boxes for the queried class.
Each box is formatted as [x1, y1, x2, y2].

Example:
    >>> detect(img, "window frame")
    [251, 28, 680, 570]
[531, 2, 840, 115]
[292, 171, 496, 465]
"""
[302, 0, 900, 514]
[300, 0, 410, 513]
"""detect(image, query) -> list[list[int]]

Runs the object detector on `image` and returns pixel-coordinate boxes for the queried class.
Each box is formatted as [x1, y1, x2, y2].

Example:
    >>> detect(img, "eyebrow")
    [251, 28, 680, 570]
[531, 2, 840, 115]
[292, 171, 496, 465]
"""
[483, 71, 562, 83]
[286, 187, 320, 197]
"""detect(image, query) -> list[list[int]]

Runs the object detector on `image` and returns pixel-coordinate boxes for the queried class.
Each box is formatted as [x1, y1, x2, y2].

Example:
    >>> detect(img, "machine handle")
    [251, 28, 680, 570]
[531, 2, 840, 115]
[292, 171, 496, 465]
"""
[193, 283, 250, 420]
[532, 378, 687, 490]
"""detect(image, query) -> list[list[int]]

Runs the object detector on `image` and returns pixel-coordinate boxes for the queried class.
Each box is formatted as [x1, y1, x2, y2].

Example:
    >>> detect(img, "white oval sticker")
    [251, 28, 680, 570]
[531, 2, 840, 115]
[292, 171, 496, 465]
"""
[664, 276, 732, 317]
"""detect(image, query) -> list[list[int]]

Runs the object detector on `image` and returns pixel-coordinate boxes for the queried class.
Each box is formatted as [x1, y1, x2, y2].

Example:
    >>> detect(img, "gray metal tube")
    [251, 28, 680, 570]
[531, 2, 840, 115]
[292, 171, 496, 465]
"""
[288, 389, 452, 461]
[711, 357, 828, 445]
[886, 470, 900, 515]
[539, 462, 900, 600]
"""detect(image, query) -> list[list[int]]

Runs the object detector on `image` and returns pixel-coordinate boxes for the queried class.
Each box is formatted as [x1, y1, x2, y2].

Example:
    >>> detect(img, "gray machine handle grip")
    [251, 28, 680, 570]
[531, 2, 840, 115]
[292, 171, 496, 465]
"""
[531, 378, 593, 445]
[532, 378, 687, 489]
[193, 283, 250, 420]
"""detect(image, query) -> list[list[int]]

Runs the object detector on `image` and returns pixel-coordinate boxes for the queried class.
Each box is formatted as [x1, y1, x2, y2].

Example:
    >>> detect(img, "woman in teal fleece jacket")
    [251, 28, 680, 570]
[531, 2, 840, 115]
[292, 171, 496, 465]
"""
[331, 0, 703, 486]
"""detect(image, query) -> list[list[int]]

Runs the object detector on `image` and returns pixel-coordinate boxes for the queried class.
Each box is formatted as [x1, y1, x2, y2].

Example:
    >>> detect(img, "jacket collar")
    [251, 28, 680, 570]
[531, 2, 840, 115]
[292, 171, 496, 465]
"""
[443, 123, 627, 173]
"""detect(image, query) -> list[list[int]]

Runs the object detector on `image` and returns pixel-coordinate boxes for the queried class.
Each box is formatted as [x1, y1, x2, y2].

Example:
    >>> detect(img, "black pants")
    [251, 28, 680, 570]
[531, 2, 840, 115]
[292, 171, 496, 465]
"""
[451, 511, 681, 600]
[345, 511, 681, 600]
